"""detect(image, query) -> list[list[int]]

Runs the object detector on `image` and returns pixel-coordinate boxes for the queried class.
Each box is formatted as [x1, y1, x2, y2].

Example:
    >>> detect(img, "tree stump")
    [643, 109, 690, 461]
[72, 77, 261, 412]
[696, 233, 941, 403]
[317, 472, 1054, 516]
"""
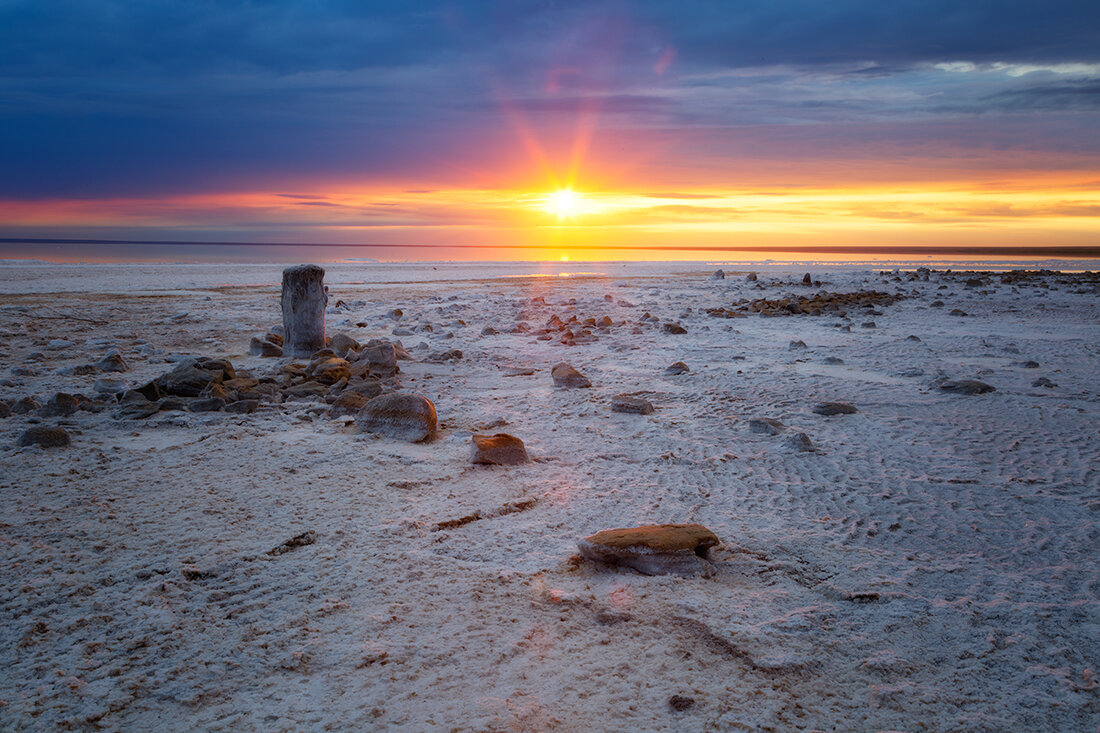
[281, 265, 328, 358]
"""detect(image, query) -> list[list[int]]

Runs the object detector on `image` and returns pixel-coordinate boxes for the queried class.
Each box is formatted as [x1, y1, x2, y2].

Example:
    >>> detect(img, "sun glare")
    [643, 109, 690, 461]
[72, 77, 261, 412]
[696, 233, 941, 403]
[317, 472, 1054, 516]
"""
[546, 188, 581, 217]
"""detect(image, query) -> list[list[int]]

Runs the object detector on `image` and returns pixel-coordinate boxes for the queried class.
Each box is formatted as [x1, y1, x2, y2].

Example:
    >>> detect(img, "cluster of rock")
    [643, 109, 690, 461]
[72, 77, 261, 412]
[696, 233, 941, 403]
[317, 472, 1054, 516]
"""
[715, 290, 903, 318]
[534, 312, 618, 346]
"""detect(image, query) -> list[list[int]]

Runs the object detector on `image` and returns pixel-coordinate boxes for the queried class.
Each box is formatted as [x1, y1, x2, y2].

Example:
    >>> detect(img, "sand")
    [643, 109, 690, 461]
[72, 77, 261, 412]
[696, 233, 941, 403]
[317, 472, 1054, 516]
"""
[1, 262, 1098, 731]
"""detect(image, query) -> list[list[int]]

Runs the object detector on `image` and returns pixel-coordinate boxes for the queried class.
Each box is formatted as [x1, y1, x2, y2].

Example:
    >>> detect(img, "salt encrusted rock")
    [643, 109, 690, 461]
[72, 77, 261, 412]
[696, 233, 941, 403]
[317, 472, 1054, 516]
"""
[281, 264, 328, 358]
[357, 342, 399, 378]
[38, 393, 79, 417]
[711, 269, 725, 280]
[611, 395, 654, 415]
[823, 356, 844, 364]
[18, 426, 70, 448]
[748, 418, 785, 435]
[665, 361, 690, 375]
[577, 523, 720, 577]
[328, 333, 360, 357]
[789, 340, 807, 350]
[470, 433, 530, 465]
[94, 378, 128, 395]
[309, 356, 351, 385]
[1021, 360, 1040, 369]
[250, 336, 283, 357]
[425, 348, 463, 363]
[662, 322, 687, 334]
[930, 300, 945, 308]
[156, 358, 230, 397]
[940, 379, 995, 395]
[284, 381, 329, 399]
[802, 272, 813, 286]
[356, 392, 437, 442]
[1032, 377, 1057, 388]
[12, 396, 40, 414]
[190, 397, 226, 412]
[551, 363, 591, 388]
[225, 399, 258, 414]
[949, 309, 968, 317]
[745, 273, 757, 281]
[328, 390, 370, 417]
[785, 432, 815, 451]
[115, 400, 160, 420]
[906, 335, 922, 342]
[813, 401, 858, 415]
[861, 321, 876, 328]
[96, 351, 128, 372]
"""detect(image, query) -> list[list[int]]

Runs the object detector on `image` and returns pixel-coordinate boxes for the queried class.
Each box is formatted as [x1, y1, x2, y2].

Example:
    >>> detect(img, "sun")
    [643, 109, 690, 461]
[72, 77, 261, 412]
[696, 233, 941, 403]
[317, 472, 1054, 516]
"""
[546, 188, 581, 218]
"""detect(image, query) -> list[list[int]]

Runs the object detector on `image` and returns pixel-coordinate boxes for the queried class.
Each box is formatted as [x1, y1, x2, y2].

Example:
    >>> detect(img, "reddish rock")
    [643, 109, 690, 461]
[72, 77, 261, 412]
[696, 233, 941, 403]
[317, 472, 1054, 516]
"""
[470, 433, 530, 465]
[551, 363, 591, 388]
[356, 392, 437, 442]
[578, 523, 720, 576]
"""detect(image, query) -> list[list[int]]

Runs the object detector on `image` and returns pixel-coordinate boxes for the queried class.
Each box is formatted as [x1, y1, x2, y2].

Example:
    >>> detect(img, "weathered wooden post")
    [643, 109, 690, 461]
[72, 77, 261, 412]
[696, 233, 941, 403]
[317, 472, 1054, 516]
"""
[281, 264, 327, 358]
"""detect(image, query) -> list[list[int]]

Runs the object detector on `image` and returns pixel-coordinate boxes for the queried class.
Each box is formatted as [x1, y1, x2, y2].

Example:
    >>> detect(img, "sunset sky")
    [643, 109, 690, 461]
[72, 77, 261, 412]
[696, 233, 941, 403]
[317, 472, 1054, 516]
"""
[1, 1, 1098, 261]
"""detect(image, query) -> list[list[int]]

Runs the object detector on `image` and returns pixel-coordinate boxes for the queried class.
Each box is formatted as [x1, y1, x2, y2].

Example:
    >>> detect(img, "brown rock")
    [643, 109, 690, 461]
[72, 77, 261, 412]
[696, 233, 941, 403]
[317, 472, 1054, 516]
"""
[611, 395, 654, 415]
[309, 356, 351, 385]
[940, 379, 995, 395]
[551, 363, 591, 388]
[358, 342, 399, 377]
[356, 392, 437, 442]
[328, 390, 370, 417]
[748, 418, 785, 435]
[578, 523, 720, 576]
[664, 361, 690, 375]
[250, 336, 283, 357]
[12, 396, 40, 414]
[18, 426, 71, 448]
[470, 433, 530, 465]
[328, 333, 360, 356]
[38, 392, 79, 417]
[96, 351, 129, 372]
[662, 322, 687, 334]
[813, 402, 858, 415]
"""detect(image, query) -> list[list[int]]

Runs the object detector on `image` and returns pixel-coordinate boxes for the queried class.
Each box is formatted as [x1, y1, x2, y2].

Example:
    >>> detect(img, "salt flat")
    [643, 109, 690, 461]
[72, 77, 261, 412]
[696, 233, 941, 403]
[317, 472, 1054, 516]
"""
[1, 262, 1098, 731]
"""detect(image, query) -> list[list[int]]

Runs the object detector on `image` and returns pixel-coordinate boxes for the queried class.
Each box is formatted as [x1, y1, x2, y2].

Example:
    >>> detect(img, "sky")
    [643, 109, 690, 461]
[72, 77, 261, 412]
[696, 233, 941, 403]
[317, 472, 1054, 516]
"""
[1, 0, 1098, 261]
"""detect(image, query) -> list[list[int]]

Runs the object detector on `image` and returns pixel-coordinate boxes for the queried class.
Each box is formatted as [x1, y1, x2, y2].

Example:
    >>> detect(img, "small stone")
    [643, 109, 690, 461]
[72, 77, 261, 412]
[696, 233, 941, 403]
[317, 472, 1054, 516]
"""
[785, 432, 815, 451]
[250, 336, 283, 357]
[611, 395, 654, 415]
[309, 356, 351, 385]
[18, 426, 70, 448]
[190, 397, 226, 412]
[745, 273, 757, 281]
[96, 351, 128, 372]
[1021, 360, 1040, 369]
[356, 392, 437, 442]
[577, 524, 720, 577]
[425, 348, 463, 363]
[949, 309, 968, 317]
[711, 269, 725, 280]
[225, 399, 258, 414]
[802, 272, 813, 286]
[357, 342, 399, 378]
[939, 379, 994, 395]
[664, 361, 690, 375]
[0, 402, 9, 419]
[551, 363, 591, 388]
[93, 378, 128, 395]
[328, 391, 369, 417]
[46, 339, 75, 349]
[669, 696, 695, 712]
[328, 333, 360, 356]
[930, 300, 945, 308]
[906, 335, 922, 342]
[114, 401, 161, 420]
[823, 356, 844, 365]
[748, 418, 785, 435]
[662, 322, 687, 334]
[1032, 377, 1057, 388]
[38, 393, 79, 417]
[789, 340, 807, 350]
[861, 321, 876, 328]
[470, 433, 530, 465]
[284, 381, 329, 399]
[813, 402, 858, 415]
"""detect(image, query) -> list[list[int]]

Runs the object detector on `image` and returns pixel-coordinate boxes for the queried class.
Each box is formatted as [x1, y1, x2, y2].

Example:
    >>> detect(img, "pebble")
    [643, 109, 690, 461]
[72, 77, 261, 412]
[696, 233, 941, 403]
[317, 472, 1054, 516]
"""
[823, 356, 844, 365]
[711, 269, 725, 280]
[785, 432, 815, 451]
[813, 402, 858, 415]
[94, 378, 129, 395]
[470, 433, 530, 465]
[939, 379, 995, 395]
[577, 523, 720, 577]
[18, 426, 71, 448]
[356, 392, 437, 442]
[1032, 377, 1057, 388]
[551, 363, 591, 388]
[250, 336, 283, 357]
[664, 361, 690, 375]
[96, 351, 129, 372]
[748, 418, 785, 435]
[38, 393, 79, 417]
[662, 323, 687, 334]
[789, 340, 807, 350]
[611, 395, 654, 415]
[11, 396, 39, 414]
[328, 391, 370, 417]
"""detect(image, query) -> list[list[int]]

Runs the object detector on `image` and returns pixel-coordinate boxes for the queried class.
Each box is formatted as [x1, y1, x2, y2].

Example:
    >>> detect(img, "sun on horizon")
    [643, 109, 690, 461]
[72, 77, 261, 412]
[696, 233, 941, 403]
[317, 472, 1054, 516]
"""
[545, 188, 582, 218]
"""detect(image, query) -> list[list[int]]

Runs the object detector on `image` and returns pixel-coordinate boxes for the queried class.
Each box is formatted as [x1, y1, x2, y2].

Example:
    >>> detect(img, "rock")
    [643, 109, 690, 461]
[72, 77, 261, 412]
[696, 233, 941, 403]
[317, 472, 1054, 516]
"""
[1021, 360, 1040, 369]
[940, 379, 995, 395]
[356, 392, 437, 442]
[802, 272, 813, 286]
[789, 340, 807, 350]
[425, 348, 463, 363]
[328, 390, 370, 417]
[11, 396, 40, 414]
[551, 363, 591, 388]
[308, 356, 351, 385]
[611, 395, 654, 415]
[861, 321, 876, 328]
[96, 351, 128, 372]
[664, 361, 690, 375]
[745, 273, 757, 281]
[284, 381, 329, 399]
[785, 432, 815, 451]
[711, 269, 725, 280]
[346, 378, 384, 399]
[18, 426, 70, 448]
[906, 335, 922, 342]
[250, 336, 283, 357]
[38, 393, 79, 417]
[225, 399, 258, 414]
[1032, 377, 1057, 388]
[328, 333, 360, 356]
[470, 433, 530, 465]
[813, 402, 858, 415]
[93, 378, 128, 395]
[190, 397, 226, 412]
[47, 339, 75, 350]
[662, 322, 687, 334]
[669, 696, 695, 712]
[577, 524, 720, 577]
[748, 418, 785, 435]
[0, 402, 9, 419]
[357, 342, 399, 378]
[392, 327, 413, 337]
[114, 400, 161, 420]
[949, 309, 968, 317]
[481, 326, 497, 336]
[930, 300, 944, 308]
[823, 356, 844, 364]
[156, 358, 230, 397]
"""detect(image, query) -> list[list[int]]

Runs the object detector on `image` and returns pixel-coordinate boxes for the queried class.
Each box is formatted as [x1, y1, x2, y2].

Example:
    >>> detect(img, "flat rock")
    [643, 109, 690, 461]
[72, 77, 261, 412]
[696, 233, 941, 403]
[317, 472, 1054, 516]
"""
[823, 356, 844, 364]
[328, 390, 370, 417]
[470, 433, 530, 465]
[225, 399, 258, 414]
[664, 361, 690, 375]
[551, 363, 591, 388]
[748, 418, 785, 435]
[785, 432, 815, 451]
[328, 333, 360, 356]
[813, 401, 858, 415]
[611, 395, 654, 415]
[18, 426, 70, 448]
[356, 392, 437, 442]
[578, 523, 720, 577]
[190, 397, 226, 412]
[94, 378, 128, 395]
[940, 379, 995, 395]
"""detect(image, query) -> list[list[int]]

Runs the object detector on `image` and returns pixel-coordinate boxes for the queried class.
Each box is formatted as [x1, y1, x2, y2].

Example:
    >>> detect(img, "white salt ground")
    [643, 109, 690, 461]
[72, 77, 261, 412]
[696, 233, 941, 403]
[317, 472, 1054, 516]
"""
[0, 263, 1098, 731]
